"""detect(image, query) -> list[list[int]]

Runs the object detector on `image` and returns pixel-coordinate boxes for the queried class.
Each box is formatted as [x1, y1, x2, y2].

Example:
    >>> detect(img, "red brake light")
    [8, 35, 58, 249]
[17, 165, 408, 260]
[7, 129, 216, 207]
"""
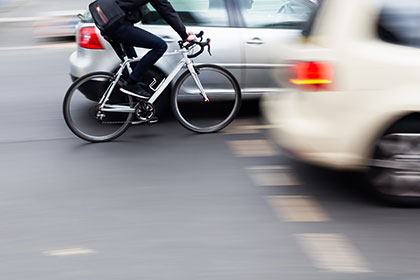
[289, 61, 333, 91]
[78, 27, 104, 49]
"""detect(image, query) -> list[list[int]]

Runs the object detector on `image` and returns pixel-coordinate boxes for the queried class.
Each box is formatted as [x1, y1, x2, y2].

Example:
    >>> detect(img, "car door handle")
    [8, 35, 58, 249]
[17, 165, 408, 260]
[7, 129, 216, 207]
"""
[246, 38, 264, 45]
[161, 36, 175, 43]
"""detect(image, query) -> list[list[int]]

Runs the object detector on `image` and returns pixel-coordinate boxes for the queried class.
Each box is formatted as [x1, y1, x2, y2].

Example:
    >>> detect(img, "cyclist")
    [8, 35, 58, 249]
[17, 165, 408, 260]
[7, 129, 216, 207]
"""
[101, 0, 197, 100]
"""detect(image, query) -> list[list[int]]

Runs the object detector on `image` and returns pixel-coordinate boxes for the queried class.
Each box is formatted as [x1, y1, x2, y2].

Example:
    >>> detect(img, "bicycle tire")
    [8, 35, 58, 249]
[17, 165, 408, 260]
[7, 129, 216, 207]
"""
[171, 64, 242, 133]
[63, 71, 134, 143]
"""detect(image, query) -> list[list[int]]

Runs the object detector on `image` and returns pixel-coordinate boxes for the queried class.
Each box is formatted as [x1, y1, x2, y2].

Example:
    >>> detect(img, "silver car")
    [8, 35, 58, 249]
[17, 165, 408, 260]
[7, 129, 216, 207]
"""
[70, 0, 317, 109]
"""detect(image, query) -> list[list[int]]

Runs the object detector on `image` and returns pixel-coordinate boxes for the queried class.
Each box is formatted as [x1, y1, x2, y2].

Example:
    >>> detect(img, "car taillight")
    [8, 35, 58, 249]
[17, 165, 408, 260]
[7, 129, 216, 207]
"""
[289, 61, 333, 91]
[78, 27, 104, 49]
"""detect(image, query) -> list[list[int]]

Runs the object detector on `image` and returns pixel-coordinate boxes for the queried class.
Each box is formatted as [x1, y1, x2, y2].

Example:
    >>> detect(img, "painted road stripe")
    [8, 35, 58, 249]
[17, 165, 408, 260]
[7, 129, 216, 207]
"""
[44, 248, 96, 256]
[266, 196, 330, 222]
[223, 127, 260, 135]
[229, 119, 258, 126]
[222, 120, 278, 134]
[246, 165, 290, 171]
[228, 140, 279, 157]
[0, 42, 76, 52]
[247, 165, 301, 186]
[296, 234, 371, 273]
[223, 119, 259, 135]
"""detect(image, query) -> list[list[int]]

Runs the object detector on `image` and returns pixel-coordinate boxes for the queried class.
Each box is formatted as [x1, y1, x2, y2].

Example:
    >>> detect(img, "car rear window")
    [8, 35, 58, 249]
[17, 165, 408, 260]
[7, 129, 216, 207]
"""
[377, 0, 420, 48]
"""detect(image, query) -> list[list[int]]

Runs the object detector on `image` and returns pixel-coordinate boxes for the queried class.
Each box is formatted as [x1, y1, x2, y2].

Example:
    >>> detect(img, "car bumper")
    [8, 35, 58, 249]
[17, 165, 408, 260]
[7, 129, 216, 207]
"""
[261, 90, 371, 171]
[69, 46, 120, 79]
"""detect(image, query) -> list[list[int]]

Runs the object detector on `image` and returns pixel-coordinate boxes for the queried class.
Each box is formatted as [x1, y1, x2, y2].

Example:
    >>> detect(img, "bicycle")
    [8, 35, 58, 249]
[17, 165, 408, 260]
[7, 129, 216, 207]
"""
[63, 31, 242, 143]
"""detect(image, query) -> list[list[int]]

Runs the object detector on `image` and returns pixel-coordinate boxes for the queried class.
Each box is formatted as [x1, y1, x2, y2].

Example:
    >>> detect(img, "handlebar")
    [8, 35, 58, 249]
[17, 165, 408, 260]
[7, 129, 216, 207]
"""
[178, 31, 212, 59]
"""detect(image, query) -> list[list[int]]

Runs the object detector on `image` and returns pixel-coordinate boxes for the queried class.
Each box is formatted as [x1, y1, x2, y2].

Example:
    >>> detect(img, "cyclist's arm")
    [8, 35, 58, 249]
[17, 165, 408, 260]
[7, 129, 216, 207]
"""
[150, 0, 188, 40]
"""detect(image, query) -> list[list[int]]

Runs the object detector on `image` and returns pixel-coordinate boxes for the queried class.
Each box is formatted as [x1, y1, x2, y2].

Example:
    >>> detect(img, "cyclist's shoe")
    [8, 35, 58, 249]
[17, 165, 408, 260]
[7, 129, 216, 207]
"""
[120, 81, 151, 100]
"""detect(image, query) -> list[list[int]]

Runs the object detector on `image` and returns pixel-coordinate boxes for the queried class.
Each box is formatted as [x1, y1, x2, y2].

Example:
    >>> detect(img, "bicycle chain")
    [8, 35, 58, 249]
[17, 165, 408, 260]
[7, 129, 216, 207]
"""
[100, 121, 128, 124]
[99, 101, 153, 125]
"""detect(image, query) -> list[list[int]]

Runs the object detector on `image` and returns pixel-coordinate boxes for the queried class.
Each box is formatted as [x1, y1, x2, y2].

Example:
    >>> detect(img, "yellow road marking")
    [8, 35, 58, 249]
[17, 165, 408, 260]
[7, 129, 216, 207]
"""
[223, 127, 260, 135]
[249, 172, 301, 186]
[223, 120, 282, 135]
[227, 140, 279, 157]
[229, 119, 258, 126]
[266, 196, 329, 222]
[246, 165, 290, 171]
[44, 248, 96, 256]
[247, 166, 301, 186]
[223, 119, 259, 134]
[296, 234, 371, 273]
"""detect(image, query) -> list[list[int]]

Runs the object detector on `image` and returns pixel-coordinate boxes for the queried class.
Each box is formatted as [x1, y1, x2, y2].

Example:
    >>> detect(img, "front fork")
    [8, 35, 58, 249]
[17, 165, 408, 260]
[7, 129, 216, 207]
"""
[186, 62, 210, 102]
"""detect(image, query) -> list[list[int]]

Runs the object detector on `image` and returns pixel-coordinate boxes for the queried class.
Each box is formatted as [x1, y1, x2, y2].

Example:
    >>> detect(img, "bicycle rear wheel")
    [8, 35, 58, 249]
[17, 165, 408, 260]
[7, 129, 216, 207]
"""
[171, 64, 241, 133]
[63, 71, 134, 142]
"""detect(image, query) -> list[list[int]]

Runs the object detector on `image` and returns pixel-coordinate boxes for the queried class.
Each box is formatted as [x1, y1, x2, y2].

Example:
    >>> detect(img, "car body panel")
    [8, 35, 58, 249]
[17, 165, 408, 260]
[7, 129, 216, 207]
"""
[241, 27, 300, 94]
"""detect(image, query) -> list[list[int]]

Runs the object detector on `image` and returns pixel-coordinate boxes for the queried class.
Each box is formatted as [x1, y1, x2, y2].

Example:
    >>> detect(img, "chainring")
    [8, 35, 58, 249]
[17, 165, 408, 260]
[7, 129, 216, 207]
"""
[135, 101, 155, 122]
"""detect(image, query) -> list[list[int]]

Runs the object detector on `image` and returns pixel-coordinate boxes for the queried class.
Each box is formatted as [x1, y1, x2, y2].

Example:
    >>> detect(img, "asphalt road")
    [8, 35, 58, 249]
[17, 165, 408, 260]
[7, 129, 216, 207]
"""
[2, 37, 420, 280]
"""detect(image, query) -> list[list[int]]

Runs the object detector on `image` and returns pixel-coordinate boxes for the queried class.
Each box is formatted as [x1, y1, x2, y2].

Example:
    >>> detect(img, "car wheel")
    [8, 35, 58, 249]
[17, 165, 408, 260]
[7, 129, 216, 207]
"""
[368, 120, 420, 206]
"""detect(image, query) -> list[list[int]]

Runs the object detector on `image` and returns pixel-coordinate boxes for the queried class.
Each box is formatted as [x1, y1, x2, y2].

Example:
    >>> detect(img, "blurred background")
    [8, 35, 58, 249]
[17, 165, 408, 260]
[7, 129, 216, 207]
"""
[2, 0, 420, 279]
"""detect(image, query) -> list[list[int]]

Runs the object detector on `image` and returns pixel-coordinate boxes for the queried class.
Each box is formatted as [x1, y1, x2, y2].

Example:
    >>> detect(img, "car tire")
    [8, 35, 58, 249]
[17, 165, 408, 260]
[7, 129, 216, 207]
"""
[367, 118, 420, 207]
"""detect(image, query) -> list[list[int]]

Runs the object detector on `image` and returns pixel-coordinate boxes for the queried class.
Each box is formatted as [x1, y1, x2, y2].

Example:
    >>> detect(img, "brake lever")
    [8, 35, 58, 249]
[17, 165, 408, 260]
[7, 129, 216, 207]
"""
[206, 39, 212, 56]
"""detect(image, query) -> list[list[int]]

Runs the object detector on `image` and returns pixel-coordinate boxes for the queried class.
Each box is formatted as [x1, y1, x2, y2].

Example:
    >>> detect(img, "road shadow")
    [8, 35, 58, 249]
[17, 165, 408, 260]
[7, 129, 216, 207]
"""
[285, 159, 378, 207]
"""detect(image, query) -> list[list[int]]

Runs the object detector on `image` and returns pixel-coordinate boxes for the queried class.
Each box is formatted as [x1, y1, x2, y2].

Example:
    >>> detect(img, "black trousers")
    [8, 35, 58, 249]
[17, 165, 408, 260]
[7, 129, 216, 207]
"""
[109, 24, 168, 82]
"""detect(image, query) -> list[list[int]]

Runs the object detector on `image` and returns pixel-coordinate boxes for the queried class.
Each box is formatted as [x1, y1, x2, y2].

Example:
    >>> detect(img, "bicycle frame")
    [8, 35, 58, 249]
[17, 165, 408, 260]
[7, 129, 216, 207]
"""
[99, 49, 209, 114]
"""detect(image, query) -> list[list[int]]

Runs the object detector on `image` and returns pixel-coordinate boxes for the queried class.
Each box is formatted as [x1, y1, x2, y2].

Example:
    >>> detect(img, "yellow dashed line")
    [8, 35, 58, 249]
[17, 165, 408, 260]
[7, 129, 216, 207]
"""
[296, 234, 372, 273]
[227, 140, 279, 157]
[247, 165, 301, 186]
[223, 119, 259, 134]
[223, 119, 281, 135]
[266, 196, 330, 222]
[246, 165, 290, 171]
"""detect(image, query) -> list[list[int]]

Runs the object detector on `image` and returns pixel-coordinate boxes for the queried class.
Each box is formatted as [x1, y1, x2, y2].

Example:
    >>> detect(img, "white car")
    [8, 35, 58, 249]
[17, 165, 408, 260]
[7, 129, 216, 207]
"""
[262, 0, 420, 205]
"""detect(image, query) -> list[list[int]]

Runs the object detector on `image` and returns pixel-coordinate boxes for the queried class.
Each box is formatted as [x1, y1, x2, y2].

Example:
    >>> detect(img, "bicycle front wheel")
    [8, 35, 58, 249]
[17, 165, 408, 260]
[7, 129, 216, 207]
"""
[171, 64, 241, 133]
[63, 71, 134, 143]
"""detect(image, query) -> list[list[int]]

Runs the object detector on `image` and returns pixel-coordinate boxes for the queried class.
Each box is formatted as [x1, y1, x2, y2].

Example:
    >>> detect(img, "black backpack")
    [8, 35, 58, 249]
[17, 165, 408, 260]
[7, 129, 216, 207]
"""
[89, 0, 125, 34]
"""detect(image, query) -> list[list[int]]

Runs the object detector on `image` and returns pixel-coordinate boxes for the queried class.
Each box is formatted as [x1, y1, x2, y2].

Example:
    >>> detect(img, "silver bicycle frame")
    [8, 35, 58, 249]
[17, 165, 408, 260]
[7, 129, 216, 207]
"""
[99, 49, 209, 113]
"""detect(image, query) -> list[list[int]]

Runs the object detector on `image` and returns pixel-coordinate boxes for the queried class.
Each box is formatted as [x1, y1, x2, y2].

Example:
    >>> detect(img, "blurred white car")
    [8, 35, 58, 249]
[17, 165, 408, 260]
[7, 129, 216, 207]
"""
[262, 0, 420, 205]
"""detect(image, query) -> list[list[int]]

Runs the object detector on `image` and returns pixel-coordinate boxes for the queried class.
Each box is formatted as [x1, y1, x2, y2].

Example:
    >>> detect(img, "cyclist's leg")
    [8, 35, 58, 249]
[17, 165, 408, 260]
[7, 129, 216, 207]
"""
[109, 24, 167, 83]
